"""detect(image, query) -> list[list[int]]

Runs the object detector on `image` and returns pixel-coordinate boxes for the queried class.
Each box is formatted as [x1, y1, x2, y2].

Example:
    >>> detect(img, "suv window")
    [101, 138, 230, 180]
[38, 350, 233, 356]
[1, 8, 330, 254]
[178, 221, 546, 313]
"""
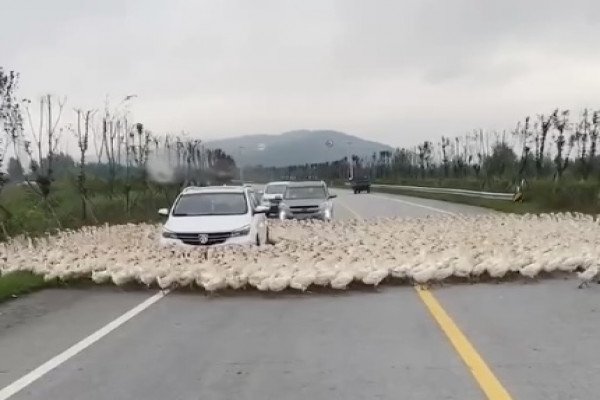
[173, 193, 248, 216]
[284, 186, 327, 200]
[265, 184, 287, 194]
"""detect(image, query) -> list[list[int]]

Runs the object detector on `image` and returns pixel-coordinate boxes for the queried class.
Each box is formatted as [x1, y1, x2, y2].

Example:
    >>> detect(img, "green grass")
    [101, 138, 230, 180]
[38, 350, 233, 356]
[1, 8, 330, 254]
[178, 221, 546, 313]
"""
[333, 179, 600, 214]
[0, 271, 53, 303]
[0, 179, 179, 240]
[372, 181, 600, 214]
[372, 186, 537, 213]
[376, 177, 514, 192]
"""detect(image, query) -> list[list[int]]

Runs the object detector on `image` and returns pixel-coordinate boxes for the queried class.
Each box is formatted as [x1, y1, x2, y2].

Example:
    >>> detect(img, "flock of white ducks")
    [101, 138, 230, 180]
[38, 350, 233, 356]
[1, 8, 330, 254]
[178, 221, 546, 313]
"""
[0, 213, 599, 292]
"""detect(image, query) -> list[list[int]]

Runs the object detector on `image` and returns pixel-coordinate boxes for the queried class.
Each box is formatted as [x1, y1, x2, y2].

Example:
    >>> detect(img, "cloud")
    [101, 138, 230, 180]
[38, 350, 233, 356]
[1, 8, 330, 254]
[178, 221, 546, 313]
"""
[2, 0, 600, 148]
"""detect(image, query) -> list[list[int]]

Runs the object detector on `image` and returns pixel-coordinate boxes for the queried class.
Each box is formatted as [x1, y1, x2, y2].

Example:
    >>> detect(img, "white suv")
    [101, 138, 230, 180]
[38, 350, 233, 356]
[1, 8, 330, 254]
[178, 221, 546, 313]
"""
[159, 186, 269, 246]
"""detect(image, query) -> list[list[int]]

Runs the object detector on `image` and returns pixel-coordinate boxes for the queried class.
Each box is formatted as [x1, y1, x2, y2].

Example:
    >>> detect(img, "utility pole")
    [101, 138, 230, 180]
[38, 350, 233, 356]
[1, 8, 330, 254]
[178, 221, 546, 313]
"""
[346, 141, 353, 180]
[238, 146, 245, 183]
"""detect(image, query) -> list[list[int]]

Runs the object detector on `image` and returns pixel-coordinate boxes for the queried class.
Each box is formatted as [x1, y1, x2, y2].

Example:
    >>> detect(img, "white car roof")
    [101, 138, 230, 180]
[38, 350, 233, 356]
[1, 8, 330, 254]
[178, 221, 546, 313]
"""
[181, 186, 247, 195]
[287, 180, 326, 187]
[266, 181, 290, 186]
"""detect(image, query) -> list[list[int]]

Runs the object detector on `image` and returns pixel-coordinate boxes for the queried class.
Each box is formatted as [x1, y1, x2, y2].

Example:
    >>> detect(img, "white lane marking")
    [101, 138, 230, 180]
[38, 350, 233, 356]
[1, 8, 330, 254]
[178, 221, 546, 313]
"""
[334, 197, 363, 219]
[0, 290, 168, 400]
[368, 193, 456, 216]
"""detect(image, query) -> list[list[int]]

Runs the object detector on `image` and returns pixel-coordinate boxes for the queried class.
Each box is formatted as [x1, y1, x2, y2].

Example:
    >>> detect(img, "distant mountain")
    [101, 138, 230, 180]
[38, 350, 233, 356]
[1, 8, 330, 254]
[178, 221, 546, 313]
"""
[205, 130, 394, 167]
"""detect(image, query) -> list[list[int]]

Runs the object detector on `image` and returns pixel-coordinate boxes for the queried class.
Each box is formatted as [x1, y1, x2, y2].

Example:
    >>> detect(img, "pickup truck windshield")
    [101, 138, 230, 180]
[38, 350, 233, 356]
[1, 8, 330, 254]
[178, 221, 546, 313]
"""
[172, 193, 248, 216]
[285, 186, 327, 200]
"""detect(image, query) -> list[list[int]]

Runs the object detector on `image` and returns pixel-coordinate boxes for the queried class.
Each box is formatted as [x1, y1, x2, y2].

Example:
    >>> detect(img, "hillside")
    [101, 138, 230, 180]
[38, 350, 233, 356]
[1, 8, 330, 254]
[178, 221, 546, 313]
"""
[205, 130, 394, 167]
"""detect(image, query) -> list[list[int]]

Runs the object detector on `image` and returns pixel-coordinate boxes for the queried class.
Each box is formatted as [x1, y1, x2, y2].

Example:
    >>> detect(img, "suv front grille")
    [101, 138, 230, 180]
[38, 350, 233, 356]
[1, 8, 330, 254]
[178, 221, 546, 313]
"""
[175, 232, 232, 245]
[290, 206, 320, 213]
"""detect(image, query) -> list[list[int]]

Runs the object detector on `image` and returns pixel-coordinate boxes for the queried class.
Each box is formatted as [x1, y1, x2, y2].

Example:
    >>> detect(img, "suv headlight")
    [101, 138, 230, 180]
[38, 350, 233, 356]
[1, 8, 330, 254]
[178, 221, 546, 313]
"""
[162, 229, 178, 239]
[319, 202, 329, 210]
[231, 225, 251, 237]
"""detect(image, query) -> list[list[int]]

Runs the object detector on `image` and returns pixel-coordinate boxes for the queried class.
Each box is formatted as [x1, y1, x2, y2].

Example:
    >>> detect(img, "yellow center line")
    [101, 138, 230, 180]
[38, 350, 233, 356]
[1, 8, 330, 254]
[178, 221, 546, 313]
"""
[416, 287, 512, 400]
[337, 195, 512, 400]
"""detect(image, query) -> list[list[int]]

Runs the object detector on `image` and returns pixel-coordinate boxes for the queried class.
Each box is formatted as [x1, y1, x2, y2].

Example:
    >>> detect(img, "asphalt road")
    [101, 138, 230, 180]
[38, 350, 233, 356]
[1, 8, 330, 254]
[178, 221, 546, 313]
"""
[1, 190, 599, 400]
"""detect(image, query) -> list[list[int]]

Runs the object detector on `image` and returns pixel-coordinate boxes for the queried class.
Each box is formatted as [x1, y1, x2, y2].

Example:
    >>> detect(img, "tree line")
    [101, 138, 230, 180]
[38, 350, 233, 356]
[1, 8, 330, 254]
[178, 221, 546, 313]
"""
[0, 67, 237, 236]
[245, 110, 600, 191]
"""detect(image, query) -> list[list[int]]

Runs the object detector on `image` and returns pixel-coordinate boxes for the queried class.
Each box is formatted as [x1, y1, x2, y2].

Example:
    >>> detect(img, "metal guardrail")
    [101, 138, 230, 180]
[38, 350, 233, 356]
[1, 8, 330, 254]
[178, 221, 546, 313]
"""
[345, 182, 515, 201]
[373, 184, 515, 201]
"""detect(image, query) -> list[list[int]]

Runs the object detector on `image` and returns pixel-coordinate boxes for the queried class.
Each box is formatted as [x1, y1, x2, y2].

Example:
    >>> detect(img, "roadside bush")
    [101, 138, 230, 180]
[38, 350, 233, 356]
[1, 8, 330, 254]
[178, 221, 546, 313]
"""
[526, 181, 600, 213]
[0, 176, 180, 240]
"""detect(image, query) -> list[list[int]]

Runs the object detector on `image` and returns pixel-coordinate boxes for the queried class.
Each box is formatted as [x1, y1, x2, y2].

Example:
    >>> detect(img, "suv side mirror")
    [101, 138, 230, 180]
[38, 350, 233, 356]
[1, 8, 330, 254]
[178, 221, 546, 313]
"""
[328, 194, 337, 199]
[158, 208, 169, 216]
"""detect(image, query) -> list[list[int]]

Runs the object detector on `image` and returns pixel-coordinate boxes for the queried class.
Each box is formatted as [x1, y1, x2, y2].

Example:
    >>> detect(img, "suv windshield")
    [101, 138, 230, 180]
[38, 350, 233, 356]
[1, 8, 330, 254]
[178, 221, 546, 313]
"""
[172, 193, 248, 216]
[285, 186, 327, 200]
[265, 184, 287, 194]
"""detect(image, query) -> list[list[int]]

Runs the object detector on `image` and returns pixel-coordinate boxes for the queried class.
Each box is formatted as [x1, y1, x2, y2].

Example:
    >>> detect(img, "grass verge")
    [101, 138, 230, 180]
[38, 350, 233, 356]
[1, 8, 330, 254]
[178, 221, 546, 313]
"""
[371, 186, 533, 213]
[372, 185, 600, 214]
[331, 179, 600, 215]
[0, 272, 54, 303]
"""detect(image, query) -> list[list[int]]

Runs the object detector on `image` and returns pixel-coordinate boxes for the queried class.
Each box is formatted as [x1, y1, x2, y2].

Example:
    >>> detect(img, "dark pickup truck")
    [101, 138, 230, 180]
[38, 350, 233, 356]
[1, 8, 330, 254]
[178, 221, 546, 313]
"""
[350, 178, 371, 194]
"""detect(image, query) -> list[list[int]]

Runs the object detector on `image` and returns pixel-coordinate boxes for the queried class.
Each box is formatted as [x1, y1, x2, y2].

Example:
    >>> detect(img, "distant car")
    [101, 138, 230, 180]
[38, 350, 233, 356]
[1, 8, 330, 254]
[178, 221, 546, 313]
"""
[159, 185, 269, 246]
[260, 181, 289, 217]
[350, 177, 371, 194]
[278, 181, 337, 221]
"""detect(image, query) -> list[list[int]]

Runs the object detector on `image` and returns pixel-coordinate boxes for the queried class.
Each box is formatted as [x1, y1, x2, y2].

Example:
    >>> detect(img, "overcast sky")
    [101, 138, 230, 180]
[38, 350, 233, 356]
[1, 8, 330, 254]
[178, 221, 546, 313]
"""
[3, 0, 600, 147]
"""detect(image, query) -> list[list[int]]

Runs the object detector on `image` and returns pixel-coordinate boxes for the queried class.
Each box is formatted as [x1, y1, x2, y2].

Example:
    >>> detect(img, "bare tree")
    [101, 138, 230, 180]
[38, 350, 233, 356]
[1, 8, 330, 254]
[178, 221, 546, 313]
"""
[551, 110, 572, 179]
[1, 72, 24, 173]
[0, 68, 22, 233]
[74, 108, 97, 221]
[590, 111, 599, 176]
[440, 136, 450, 178]
[535, 113, 553, 177]
[575, 109, 592, 179]
[22, 95, 66, 198]
[130, 122, 152, 169]
[1, 69, 21, 189]
[417, 141, 432, 178]
[102, 110, 118, 194]
[99, 102, 132, 196]
[514, 117, 532, 180]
